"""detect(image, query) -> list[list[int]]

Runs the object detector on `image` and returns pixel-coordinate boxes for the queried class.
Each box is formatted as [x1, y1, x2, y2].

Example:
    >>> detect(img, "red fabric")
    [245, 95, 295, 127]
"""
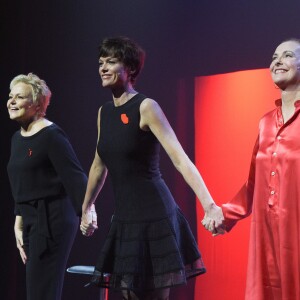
[223, 100, 300, 300]
[194, 69, 278, 300]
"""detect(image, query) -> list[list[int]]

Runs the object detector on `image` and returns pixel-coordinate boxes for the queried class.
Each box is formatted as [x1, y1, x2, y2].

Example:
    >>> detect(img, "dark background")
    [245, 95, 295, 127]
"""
[1, 0, 300, 299]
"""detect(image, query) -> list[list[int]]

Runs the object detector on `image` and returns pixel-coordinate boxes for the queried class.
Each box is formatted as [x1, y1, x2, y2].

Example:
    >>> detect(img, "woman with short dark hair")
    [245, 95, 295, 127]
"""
[80, 37, 223, 300]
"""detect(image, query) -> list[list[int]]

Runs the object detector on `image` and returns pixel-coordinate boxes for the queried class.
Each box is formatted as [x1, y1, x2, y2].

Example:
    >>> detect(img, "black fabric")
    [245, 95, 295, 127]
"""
[7, 123, 87, 300]
[93, 94, 206, 292]
[92, 208, 205, 291]
[7, 124, 87, 216]
[20, 195, 78, 300]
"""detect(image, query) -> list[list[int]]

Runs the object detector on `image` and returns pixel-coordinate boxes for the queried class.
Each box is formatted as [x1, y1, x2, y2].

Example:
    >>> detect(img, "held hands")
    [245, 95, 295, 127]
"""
[80, 204, 98, 237]
[202, 203, 225, 236]
[14, 216, 27, 264]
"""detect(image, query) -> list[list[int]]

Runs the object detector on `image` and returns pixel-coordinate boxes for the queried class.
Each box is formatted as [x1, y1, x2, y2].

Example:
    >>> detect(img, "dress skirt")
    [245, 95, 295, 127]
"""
[91, 207, 206, 293]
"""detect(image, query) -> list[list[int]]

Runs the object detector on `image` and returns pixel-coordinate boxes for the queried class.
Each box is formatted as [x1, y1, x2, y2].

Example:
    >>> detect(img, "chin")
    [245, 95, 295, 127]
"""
[102, 82, 110, 88]
[273, 80, 286, 89]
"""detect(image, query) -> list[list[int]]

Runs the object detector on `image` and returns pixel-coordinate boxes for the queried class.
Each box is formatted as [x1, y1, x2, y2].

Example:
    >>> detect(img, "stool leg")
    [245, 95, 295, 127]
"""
[99, 287, 107, 300]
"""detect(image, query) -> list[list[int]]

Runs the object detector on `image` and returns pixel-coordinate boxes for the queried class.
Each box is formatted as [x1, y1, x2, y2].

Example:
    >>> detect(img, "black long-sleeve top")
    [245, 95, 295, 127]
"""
[7, 124, 87, 216]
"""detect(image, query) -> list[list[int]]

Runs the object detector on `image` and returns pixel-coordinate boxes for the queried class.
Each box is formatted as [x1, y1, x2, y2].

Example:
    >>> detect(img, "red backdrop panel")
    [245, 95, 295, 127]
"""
[194, 69, 280, 299]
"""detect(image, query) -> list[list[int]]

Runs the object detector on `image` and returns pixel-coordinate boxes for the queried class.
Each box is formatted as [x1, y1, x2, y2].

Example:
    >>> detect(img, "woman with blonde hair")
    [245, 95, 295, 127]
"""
[7, 73, 88, 300]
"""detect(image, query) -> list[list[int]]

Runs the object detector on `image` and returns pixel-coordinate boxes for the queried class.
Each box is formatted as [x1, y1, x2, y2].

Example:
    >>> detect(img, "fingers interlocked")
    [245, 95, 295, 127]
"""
[80, 208, 98, 237]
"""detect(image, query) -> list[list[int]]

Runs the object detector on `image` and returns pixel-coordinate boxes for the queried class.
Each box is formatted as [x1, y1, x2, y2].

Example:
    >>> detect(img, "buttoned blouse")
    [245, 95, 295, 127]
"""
[222, 99, 300, 300]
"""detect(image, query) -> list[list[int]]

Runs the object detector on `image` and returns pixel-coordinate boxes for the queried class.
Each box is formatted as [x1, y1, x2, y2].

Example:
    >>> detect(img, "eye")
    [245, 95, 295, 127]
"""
[284, 52, 295, 58]
[271, 56, 277, 62]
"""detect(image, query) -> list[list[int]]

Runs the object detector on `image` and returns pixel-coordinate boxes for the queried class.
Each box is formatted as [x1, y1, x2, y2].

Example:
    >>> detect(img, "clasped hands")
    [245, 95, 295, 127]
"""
[80, 203, 225, 237]
[80, 204, 98, 237]
[202, 203, 226, 236]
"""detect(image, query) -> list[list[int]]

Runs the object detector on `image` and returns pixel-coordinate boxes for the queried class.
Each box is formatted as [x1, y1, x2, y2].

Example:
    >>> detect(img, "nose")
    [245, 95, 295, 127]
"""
[275, 55, 283, 66]
[8, 96, 16, 105]
[270, 57, 281, 70]
[7, 98, 14, 109]
[99, 62, 108, 72]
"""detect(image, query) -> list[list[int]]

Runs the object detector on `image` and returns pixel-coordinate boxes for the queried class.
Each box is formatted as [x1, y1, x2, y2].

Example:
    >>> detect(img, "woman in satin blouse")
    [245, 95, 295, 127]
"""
[203, 38, 300, 300]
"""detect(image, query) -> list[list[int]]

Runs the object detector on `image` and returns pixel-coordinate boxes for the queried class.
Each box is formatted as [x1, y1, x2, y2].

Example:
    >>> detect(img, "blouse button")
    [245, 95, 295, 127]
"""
[271, 171, 276, 176]
[273, 152, 277, 156]
[270, 190, 275, 195]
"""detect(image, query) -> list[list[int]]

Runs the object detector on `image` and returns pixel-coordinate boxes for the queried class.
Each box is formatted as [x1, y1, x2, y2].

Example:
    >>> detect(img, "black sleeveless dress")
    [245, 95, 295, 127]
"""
[92, 94, 206, 292]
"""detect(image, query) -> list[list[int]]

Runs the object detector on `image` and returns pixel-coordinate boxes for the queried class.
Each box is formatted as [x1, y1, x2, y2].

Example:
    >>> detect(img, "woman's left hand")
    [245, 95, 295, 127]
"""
[14, 216, 27, 264]
[202, 203, 225, 236]
[80, 204, 98, 237]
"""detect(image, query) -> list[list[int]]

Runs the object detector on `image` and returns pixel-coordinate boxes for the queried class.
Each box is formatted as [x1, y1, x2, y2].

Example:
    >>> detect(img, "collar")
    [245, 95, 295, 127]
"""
[275, 99, 300, 108]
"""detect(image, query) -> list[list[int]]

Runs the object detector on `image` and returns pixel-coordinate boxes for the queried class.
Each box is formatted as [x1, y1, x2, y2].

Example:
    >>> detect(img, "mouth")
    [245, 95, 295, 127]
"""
[9, 107, 19, 112]
[274, 69, 287, 74]
[101, 75, 111, 80]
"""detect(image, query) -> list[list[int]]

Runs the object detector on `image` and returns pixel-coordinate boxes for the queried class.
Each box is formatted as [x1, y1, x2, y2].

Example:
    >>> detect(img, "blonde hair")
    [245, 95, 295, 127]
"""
[10, 73, 51, 117]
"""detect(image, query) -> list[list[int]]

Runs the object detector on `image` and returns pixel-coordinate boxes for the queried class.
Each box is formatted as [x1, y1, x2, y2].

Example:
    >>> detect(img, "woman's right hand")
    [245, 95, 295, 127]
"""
[14, 216, 27, 264]
[80, 204, 98, 237]
[202, 203, 225, 236]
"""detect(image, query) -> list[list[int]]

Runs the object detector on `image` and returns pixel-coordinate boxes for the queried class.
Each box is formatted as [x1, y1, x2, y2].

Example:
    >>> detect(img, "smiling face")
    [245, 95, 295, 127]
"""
[98, 56, 131, 89]
[270, 40, 300, 90]
[7, 82, 38, 123]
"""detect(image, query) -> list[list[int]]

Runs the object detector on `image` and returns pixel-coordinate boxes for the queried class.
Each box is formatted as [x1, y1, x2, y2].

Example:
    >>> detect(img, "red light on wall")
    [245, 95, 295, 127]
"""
[194, 69, 280, 300]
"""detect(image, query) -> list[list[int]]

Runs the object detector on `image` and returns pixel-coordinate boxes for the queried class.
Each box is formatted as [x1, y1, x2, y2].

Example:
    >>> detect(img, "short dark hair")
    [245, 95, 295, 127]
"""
[98, 36, 145, 84]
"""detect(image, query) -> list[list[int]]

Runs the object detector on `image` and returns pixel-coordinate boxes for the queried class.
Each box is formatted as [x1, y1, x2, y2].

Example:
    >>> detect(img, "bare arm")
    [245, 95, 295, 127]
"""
[140, 99, 224, 227]
[80, 108, 108, 236]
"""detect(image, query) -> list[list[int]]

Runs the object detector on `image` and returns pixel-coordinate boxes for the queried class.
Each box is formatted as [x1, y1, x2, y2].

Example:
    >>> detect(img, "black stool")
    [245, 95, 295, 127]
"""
[66, 265, 108, 300]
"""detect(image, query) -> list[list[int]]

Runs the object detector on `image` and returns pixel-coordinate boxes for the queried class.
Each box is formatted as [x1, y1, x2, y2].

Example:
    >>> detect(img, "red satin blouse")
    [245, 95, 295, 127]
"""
[222, 99, 300, 300]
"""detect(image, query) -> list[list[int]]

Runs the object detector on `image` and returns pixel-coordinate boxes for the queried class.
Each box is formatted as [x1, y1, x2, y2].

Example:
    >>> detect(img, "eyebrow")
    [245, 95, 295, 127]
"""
[9, 92, 28, 97]
[99, 56, 118, 61]
[273, 50, 295, 57]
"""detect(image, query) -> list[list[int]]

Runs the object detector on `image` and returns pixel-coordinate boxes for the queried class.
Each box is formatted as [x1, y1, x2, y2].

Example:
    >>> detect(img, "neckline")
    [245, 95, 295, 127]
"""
[113, 93, 139, 109]
[18, 124, 55, 139]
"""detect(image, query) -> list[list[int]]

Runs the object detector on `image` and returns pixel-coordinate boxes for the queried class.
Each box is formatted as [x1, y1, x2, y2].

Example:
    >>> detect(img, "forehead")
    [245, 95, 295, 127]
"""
[99, 56, 125, 66]
[99, 56, 117, 60]
[274, 41, 300, 54]
[10, 82, 32, 95]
